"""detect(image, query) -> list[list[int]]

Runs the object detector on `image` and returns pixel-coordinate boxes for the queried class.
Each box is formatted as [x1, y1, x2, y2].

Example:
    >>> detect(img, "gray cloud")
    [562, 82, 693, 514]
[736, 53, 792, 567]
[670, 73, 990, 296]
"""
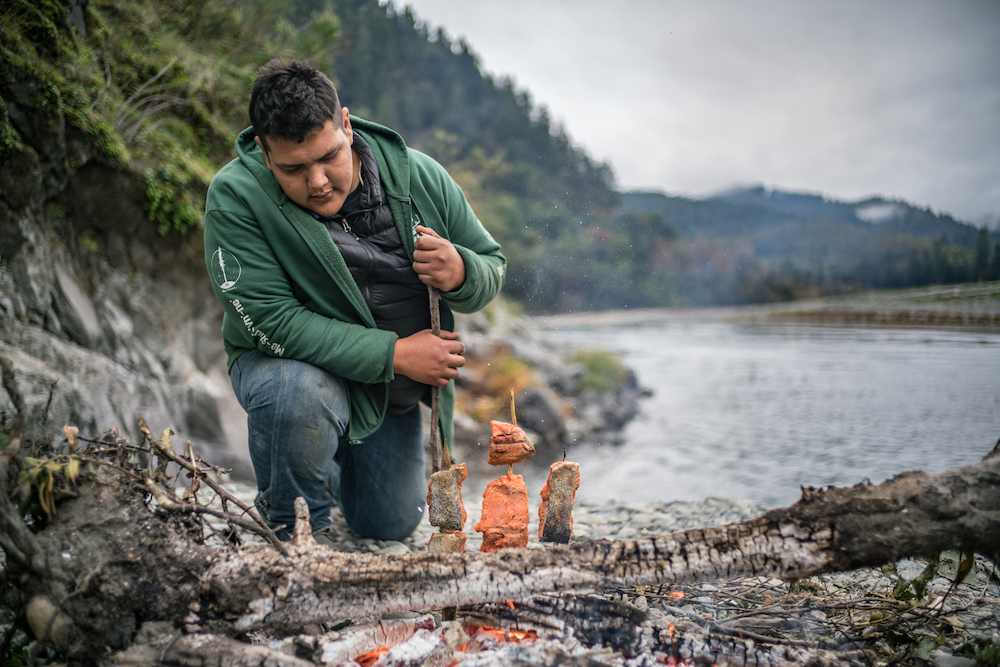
[400, 0, 1000, 223]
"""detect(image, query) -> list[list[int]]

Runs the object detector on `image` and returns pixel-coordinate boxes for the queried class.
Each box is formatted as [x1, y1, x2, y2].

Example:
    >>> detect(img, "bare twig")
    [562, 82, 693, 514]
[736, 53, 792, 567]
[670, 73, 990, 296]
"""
[80, 456, 142, 482]
[707, 621, 813, 648]
[143, 479, 288, 557]
[137, 420, 285, 551]
[41, 379, 57, 430]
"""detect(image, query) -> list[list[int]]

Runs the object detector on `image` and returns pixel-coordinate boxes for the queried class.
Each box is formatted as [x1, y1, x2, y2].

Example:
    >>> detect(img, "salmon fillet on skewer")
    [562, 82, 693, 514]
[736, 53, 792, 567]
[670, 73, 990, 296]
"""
[487, 420, 536, 466]
[426, 462, 468, 532]
[474, 473, 530, 551]
[538, 460, 580, 543]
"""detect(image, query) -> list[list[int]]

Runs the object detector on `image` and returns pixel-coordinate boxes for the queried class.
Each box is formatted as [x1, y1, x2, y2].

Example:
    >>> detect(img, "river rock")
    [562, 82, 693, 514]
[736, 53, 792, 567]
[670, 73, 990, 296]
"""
[456, 305, 647, 450]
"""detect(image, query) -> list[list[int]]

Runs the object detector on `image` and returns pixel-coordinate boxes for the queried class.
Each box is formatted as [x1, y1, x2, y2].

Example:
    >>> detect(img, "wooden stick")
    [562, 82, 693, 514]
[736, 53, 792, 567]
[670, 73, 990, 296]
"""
[428, 286, 443, 473]
[508, 388, 516, 477]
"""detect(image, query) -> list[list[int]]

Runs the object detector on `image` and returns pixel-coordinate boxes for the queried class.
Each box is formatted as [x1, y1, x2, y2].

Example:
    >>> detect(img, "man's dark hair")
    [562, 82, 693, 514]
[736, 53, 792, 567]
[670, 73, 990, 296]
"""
[249, 59, 342, 150]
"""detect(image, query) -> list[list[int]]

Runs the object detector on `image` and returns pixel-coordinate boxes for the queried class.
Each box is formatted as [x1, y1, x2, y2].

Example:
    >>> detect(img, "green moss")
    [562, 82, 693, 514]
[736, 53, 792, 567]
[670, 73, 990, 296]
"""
[572, 349, 628, 394]
[2, 0, 329, 235]
[78, 232, 99, 253]
[142, 163, 202, 235]
[0, 101, 24, 161]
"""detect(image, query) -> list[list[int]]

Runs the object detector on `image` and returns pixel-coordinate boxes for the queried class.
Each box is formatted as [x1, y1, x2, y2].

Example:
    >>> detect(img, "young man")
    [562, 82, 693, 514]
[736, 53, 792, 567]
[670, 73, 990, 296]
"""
[204, 59, 505, 543]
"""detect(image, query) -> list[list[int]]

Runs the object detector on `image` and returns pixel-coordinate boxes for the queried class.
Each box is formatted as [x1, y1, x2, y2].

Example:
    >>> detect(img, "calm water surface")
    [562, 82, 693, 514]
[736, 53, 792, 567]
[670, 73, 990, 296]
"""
[534, 315, 1000, 509]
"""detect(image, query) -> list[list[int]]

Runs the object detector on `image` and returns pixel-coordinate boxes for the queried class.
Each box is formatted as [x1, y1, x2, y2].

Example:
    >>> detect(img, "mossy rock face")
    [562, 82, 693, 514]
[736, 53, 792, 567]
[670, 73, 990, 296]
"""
[0, 0, 286, 237]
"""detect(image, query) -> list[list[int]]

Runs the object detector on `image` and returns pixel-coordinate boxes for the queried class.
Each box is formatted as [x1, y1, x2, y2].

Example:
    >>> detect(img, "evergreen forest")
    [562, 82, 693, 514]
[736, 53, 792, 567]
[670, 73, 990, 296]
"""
[2, 0, 998, 313]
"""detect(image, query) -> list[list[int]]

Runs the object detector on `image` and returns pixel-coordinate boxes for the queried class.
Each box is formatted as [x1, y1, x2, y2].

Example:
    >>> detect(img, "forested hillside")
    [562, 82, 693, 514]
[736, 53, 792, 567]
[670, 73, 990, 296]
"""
[2, 0, 997, 314]
[624, 188, 1000, 302]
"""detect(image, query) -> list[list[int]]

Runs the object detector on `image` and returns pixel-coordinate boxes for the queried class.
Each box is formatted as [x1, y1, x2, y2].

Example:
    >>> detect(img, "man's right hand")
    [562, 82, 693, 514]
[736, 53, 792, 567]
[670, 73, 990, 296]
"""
[393, 329, 466, 386]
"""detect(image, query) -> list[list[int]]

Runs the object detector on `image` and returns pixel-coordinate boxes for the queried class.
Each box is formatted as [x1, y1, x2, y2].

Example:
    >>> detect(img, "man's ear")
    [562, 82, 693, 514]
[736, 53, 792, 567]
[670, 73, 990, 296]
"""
[253, 136, 273, 171]
[341, 107, 354, 144]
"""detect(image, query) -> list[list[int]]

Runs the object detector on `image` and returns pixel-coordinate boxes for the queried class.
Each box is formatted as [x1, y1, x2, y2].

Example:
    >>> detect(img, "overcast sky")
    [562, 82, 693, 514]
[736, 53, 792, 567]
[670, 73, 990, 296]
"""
[398, 0, 1000, 226]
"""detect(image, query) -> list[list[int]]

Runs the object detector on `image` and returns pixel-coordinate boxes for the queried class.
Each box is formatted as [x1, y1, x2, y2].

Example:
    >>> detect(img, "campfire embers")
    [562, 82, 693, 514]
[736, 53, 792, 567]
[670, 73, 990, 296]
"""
[466, 594, 648, 657]
[314, 616, 544, 667]
[269, 586, 871, 667]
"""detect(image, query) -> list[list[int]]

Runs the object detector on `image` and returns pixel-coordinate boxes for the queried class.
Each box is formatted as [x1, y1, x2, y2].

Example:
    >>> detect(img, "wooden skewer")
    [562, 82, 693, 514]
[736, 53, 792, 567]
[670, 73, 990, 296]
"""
[440, 436, 458, 621]
[428, 285, 443, 473]
[509, 388, 516, 426]
[508, 388, 516, 477]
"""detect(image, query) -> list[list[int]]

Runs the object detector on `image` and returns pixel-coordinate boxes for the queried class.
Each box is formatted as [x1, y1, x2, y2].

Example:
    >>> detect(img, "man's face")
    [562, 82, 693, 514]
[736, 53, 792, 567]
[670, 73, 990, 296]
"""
[255, 108, 357, 217]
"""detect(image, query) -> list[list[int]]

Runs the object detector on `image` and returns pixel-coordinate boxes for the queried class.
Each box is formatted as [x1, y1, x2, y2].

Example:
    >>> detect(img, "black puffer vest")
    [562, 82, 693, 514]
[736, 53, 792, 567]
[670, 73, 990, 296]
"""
[311, 134, 431, 413]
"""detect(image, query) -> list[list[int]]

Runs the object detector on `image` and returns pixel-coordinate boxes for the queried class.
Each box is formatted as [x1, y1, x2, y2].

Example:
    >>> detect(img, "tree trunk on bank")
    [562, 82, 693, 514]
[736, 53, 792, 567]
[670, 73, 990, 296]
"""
[1, 363, 998, 661]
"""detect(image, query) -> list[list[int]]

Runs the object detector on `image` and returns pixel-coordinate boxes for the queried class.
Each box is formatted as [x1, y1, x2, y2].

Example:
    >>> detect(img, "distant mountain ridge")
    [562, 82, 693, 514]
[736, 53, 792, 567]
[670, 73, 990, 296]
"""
[624, 185, 987, 249]
[619, 186, 999, 304]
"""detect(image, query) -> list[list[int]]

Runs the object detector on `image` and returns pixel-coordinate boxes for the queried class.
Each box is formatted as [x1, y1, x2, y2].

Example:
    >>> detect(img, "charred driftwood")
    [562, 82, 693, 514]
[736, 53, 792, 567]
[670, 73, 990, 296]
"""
[1, 355, 999, 661]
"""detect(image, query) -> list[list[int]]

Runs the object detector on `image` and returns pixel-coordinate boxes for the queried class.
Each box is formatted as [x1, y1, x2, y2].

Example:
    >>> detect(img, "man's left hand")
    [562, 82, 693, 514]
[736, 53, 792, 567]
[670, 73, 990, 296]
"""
[413, 225, 466, 292]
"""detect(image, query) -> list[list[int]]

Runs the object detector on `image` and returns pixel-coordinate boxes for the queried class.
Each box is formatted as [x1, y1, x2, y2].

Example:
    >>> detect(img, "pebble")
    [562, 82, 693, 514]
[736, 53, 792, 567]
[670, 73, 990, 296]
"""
[930, 648, 977, 667]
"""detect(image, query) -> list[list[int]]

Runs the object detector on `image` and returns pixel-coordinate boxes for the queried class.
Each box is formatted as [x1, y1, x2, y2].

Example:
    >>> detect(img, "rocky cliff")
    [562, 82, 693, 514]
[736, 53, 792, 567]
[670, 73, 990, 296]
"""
[0, 77, 250, 474]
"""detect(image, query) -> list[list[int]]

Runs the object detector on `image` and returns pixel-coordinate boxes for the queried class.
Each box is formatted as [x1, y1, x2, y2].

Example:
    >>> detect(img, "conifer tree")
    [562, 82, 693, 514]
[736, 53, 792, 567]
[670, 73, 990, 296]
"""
[974, 227, 990, 281]
[989, 241, 1000, 281]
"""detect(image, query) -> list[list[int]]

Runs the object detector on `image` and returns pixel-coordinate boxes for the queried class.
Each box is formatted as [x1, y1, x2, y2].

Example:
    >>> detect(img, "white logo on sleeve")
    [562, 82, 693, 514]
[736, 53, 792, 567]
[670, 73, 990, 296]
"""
[211, 247, 242, 291]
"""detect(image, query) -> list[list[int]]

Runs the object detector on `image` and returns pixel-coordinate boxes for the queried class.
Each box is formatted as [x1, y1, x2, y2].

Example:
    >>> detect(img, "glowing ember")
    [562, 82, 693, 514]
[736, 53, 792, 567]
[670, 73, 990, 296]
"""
[357, 622, 539, 665]
[655, 621, 711, 666]
[464, 624, 538, 644]
[355, 646, 390, 666]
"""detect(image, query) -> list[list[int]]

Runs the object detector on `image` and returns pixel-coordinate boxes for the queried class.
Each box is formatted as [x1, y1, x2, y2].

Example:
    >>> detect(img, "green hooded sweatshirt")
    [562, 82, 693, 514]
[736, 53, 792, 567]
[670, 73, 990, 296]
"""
[204, 117, 506, 444]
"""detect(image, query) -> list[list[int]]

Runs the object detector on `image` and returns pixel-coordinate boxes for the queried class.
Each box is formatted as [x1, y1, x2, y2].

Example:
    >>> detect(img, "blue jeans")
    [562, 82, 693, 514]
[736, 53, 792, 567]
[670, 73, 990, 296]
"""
[229, 350, 427, 541]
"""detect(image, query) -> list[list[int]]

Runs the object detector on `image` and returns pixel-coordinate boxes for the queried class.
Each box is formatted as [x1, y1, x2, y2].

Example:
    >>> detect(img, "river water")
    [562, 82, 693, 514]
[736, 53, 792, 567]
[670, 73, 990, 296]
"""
[533, 312, 1000, 509]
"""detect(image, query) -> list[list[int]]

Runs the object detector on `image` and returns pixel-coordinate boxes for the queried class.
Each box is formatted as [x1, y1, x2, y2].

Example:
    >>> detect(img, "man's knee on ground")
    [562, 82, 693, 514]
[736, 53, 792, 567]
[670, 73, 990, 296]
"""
[342, 501, 425, 542]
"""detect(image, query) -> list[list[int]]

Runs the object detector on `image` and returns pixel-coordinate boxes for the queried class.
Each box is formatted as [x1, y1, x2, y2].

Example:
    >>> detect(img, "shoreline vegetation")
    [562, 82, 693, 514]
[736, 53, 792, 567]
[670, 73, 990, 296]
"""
[535, 281, 1000, 333]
